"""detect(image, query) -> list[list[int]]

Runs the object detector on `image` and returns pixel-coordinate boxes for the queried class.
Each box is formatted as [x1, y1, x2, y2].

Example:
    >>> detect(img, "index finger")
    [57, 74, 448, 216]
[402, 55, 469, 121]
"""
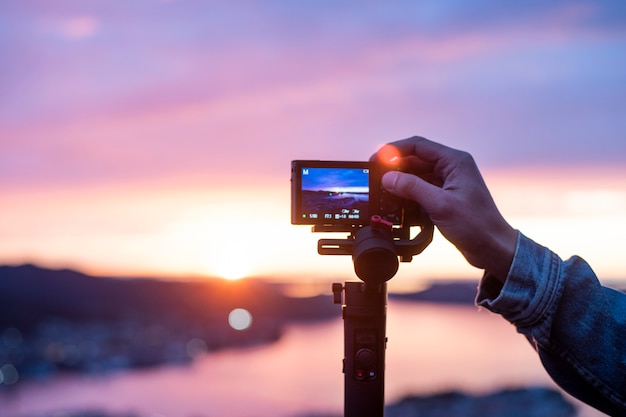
[371, 136, 449, 176]
[384, 136, 456, 163]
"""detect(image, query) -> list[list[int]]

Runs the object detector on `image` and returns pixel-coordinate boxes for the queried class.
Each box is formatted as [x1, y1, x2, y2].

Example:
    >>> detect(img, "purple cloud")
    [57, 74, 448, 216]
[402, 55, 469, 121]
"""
[1, 0, 625, 188]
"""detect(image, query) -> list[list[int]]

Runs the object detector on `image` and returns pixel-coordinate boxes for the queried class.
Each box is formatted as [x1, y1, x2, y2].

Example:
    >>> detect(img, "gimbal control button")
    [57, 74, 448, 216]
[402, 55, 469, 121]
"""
[355, 348, 376, 380]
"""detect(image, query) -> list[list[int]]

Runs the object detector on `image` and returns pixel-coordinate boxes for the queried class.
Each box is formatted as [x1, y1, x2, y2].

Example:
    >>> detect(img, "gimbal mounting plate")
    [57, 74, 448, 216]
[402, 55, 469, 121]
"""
[317, 217, 434, 263]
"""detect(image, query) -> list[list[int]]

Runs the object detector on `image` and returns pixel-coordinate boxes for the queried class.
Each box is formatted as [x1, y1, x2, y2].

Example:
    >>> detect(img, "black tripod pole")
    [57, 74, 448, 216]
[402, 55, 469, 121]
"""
[332, 216, 399, 417]
[334, 281, 388, 417]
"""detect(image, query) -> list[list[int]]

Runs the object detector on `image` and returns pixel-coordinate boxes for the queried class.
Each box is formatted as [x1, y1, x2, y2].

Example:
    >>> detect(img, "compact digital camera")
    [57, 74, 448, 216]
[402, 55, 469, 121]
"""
[291, 160, 422, 231]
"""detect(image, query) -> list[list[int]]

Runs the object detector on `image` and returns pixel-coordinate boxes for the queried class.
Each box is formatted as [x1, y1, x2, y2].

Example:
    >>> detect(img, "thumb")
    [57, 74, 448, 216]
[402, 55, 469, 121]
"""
[382, 171, 440, 210]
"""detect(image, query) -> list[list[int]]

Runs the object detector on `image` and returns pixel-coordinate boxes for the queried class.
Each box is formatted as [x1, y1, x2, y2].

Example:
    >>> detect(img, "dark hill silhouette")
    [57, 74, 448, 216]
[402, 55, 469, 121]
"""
[0, 264, 338, 378]
[0, 264, 336, 332]
[389, 281, 478, 304]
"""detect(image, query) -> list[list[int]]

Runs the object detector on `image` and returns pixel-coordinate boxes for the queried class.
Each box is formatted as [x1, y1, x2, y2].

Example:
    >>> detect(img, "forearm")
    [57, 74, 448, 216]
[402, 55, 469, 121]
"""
[476, 233, 626, 416]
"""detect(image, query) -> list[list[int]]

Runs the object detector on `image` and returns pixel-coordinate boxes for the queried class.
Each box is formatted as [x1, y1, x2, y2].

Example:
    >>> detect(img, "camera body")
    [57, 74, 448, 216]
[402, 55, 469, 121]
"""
[291, 160, 421, 231]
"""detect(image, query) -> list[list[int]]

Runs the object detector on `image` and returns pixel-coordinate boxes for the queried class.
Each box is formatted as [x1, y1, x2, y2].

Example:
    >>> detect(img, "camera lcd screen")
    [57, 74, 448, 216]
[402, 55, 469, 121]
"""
[292, 161, 370, 225]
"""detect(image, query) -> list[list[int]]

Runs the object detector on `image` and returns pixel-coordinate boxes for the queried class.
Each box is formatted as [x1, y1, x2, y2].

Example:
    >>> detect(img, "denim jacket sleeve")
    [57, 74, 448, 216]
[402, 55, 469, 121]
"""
[476, 232, 626, 416]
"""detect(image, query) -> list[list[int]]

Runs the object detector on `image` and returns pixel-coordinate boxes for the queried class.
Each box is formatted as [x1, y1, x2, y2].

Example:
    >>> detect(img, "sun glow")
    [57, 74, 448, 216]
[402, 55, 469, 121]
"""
[165, 200, 267, 280]
[160, 187, 308, 281]
[1, 166, 624, 287]
[204, 243, 254, 280]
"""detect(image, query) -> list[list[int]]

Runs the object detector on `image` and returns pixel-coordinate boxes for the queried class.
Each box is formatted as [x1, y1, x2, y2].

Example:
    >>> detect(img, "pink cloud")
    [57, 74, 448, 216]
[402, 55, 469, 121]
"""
[60, 15, 100, 39]
[2, 1, 625, 191]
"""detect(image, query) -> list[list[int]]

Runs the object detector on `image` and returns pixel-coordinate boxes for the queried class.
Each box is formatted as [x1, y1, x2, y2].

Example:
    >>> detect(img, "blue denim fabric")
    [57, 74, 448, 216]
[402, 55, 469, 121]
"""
[476, 232, 626, 416]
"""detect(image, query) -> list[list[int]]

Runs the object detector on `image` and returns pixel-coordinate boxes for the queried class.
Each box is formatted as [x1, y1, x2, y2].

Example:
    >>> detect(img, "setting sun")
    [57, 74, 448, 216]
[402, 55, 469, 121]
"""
[163, 197, 267, 280]
[204, 246, 254, 280]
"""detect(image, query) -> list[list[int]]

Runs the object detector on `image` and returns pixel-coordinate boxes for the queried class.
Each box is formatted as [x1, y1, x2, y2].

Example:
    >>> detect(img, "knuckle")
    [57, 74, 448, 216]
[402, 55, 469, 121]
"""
[456, 150, 476, 166]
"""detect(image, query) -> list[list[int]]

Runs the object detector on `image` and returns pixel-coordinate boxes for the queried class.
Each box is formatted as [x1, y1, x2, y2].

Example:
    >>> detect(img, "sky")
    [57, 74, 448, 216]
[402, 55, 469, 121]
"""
[1, 0, 625, 291]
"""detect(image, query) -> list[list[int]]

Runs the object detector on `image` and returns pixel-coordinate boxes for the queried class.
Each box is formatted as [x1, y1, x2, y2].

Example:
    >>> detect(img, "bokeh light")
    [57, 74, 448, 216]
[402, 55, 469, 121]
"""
[0, 364, 19, 386]
[228, 308, 253, 331]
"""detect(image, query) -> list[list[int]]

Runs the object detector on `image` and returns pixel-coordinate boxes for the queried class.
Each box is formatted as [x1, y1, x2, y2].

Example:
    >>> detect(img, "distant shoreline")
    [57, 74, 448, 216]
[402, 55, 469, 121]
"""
[0, 264, 338, 383]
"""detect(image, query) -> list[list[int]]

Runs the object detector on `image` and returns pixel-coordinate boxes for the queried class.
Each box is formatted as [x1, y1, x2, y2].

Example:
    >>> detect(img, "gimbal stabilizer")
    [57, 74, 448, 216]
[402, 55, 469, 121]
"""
[315, 216, 434, 417]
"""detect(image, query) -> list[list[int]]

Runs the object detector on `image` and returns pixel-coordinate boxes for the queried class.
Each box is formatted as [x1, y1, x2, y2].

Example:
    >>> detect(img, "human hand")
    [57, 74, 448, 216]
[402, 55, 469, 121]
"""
[373, 136, 517, 281]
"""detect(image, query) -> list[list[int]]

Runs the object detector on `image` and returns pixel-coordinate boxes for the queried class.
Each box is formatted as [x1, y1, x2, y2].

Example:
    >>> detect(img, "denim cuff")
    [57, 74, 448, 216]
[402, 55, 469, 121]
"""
[476, 232, 563, 333]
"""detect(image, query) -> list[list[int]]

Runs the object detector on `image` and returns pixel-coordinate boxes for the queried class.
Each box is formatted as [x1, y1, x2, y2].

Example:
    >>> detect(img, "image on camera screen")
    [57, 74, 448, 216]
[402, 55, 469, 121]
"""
[300, 167, 369, 222]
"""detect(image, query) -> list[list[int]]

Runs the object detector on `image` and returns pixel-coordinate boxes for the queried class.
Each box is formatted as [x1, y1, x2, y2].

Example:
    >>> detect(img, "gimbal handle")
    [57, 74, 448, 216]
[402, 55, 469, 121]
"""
[328, 216, 433, 417]
[333, 281, 387, 417]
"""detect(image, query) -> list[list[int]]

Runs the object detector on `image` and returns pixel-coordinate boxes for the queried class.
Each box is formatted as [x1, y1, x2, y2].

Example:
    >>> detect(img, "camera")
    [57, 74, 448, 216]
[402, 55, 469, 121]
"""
[291, 160, 422, 231]
[290, 161, 435, 417]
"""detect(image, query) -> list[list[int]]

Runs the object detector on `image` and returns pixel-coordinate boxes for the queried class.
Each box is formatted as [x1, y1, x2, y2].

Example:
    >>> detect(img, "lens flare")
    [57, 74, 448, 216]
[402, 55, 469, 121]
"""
[186, 338, 208, 359]
[376, 144, 401, 166]
[228, 308, 253, 331]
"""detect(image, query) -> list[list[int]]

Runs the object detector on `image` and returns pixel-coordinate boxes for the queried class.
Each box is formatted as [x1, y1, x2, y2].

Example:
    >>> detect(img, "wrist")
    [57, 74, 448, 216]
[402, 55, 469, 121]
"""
[484, 226, 518, 283]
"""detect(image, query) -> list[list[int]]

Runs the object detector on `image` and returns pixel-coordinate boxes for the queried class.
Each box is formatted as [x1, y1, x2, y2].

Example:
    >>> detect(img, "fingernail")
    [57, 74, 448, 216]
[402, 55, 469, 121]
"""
[382, 171, 399, 191]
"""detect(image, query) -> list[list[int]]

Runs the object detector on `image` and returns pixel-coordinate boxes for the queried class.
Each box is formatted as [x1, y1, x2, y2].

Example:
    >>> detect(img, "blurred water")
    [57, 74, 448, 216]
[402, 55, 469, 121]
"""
[0, 301, 606, 417]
